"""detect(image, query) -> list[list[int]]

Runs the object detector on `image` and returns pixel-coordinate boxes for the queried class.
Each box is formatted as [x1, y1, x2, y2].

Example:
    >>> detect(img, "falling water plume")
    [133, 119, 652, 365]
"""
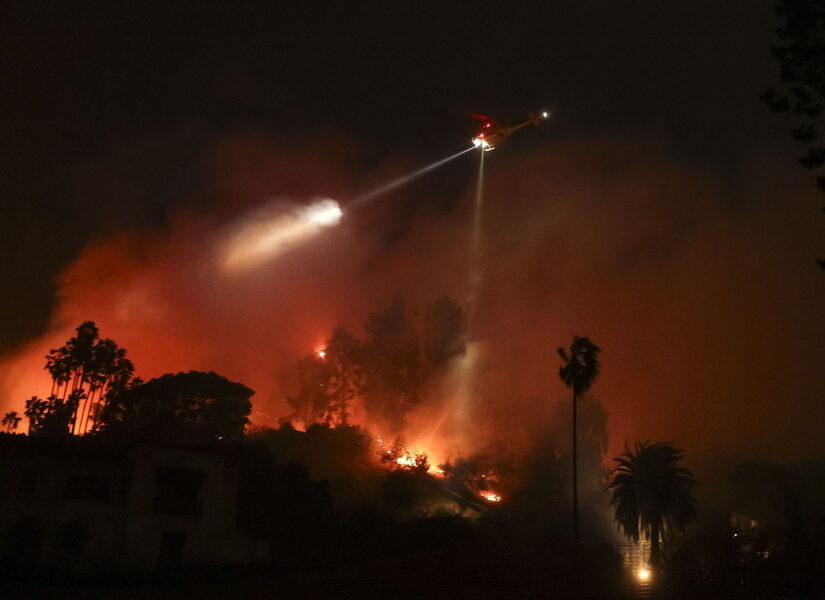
[437, 151, 487, 444]
[468, 148, 485, 311]
[424, 410, 452, 450]
[219, 198, 343, 273]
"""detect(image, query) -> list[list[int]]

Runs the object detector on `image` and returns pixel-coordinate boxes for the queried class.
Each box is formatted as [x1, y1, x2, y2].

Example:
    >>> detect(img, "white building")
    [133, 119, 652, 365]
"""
[0, 434, 268, 573]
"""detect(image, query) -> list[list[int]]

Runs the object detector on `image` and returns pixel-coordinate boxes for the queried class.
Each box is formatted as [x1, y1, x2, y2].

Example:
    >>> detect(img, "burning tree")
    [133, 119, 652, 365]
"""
[287, 353, 337, 426]
[440, 453, 508, 510]
[379, 436, 430, 474]
[322, 327, 365, 425]
[285, 296, 467, 433]
[360, 297, 427, 432]
[286, 327, 365, 427]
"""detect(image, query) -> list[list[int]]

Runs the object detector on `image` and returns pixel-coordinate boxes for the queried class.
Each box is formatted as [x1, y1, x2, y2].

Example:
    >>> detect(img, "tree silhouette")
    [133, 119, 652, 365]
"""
[98, 370, 252, 443]
[557, 335, 601, 544]
[361, 296, 424, 432]
[78, 336, 134, 434]
[23, 396, 48, 434]
[284, 297, 467, 432]
[422, 297, 467, 367]
[361, 296, 467, 432]
[323, 327, 366, 426]
[2, 411, 21, 432]
[379, 435, 430, 474]
[285, 328, 366, 428]
[44, 321, 134, 434]
[609, 441, 697, 566]
[23, 393, 78, 437]
[45, 321, 97, 430]
[286, 353, 335, 427]
[762, 0, 825, 269]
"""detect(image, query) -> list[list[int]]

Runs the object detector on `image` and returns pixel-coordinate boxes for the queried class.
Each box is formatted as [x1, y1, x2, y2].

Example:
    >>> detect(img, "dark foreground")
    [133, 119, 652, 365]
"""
[2, 541, 639, 600]
[4, 539, 822, 599]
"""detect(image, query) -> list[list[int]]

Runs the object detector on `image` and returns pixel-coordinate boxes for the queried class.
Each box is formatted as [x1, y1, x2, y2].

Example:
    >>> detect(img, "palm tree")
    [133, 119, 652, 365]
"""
[609, 441, 697, 566]
[557, 335, 601, 544]
[44, 322, 134, 435]
[45, 321, 99, 432]
[2, 411, 21, 432]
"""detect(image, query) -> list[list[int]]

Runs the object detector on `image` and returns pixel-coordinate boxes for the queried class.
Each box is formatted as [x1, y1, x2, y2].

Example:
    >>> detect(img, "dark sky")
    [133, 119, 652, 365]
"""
[4, 3, 785, 153]
[2, 2, 824, 475]
[2, 2, 793, 309]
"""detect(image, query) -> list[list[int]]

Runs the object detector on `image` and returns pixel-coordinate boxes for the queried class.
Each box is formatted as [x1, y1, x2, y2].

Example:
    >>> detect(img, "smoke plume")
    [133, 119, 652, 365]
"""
[1, 132, 823, 488]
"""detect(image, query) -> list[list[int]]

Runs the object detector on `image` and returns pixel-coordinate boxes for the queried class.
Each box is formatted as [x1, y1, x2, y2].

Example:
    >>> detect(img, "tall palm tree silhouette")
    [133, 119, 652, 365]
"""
[2, 411, 21, 432]
[557, 335, 601, 544]
[46, 321, 98, 432]
[609, 441, 697, 565]
[45, 322, 134, 434]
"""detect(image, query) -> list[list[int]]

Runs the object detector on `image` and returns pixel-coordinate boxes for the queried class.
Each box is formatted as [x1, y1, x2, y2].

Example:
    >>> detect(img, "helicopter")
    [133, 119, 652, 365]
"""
[471, 110, 551, 151]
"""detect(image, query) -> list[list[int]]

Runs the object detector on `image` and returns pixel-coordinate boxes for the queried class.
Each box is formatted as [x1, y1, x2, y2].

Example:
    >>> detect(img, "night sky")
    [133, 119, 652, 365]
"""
[2, 2, 824, 481]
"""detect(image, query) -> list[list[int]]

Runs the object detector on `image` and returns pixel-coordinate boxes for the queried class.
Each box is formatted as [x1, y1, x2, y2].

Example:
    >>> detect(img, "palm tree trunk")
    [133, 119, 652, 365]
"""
[77, 389, 90, 435]
[84, 384, 102, 434]
[573, 386, 579, 544]
[67, 368, 81, 432]
[75, 367, 92, 435]
[80, 385, 97, 435]
[87, 380, 107, 432]
[650, 523, 661, 566]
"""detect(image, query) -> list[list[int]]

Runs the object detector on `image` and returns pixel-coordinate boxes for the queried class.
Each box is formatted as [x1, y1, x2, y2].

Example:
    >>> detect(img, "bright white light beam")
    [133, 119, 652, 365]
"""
[350, 146, 475, 209]
[220, 198, 343, 273]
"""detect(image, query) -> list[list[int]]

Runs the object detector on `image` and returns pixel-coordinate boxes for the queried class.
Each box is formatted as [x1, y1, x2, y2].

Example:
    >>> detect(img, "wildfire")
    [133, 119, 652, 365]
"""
[480, 491, 502, 502]
[395, 454, 416, 468]
[387, 452, 443, 476]
[375, 432, 446, 477]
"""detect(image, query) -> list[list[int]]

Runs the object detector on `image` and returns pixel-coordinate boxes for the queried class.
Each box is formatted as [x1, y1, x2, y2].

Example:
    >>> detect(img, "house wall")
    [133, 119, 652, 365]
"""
[121, 444, 258, 568]
[0, 437, 268, 571]
[0, 449, 123, 569]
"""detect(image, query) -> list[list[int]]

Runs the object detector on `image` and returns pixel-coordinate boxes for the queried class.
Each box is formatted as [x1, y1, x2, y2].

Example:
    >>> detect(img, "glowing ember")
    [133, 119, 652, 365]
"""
[636, 567, 651, 582]
[379, 440, 444, 476]
[396, 455, 416, 468]
[480, 491, 501, 502]
[317, 349, 326, 358]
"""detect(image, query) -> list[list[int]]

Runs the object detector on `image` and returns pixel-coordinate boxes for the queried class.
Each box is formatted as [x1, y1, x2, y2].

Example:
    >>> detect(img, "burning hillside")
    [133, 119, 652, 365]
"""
[0, 132, 823, 491]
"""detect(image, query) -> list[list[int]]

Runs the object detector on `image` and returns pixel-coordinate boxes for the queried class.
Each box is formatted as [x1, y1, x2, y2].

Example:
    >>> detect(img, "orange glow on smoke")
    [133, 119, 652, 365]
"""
[0, 133, 823, 485]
